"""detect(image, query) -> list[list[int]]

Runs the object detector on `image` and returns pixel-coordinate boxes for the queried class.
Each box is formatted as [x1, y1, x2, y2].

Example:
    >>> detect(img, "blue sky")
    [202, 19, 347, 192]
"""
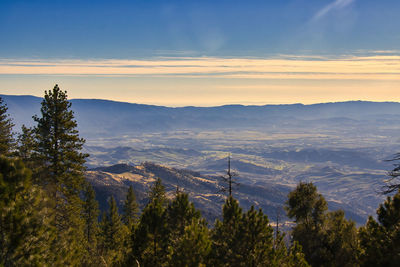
[1, 0, 399, 58]
[0, 0, 399, 106]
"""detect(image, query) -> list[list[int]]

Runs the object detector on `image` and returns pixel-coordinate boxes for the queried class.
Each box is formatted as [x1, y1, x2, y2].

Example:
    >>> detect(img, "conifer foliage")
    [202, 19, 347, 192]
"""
[0, 97, 15, 156]
[286, 182, 359, 267]
[32, 85, 88, 264]
[0, 157, 52, 266]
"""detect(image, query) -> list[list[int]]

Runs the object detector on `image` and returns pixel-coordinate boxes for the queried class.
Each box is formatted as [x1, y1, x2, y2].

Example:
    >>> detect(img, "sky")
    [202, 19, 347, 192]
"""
[0, 0, 399, 106]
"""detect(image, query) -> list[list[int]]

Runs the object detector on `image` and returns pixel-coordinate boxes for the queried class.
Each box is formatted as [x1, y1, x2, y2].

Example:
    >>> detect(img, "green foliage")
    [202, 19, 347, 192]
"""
[286, 241, 310, 267]
[286, 182, 359, 267]
[131, 178, 169, 267]
[17, 125, 37, 173]
[164, 192, 207, 266]
[148, 177, 167, 206]
[0, 97, 15, 156]
[211, 197, 282, 266]
[100, 196, 127, 266]
[286, 182, 327, 226]
[166, 192, 201, 238]
[82, 183, 100, 266]
[168, 219, 211, 267]
[33, 85, 88, 265]
[122, 185, 139, 227]
[359, 191, 400, 266]
[0, 157, 53, 266]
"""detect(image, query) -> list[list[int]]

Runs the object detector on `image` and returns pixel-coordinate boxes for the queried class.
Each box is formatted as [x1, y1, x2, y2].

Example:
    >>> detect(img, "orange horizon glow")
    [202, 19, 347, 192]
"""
[0, 54, 399, 107]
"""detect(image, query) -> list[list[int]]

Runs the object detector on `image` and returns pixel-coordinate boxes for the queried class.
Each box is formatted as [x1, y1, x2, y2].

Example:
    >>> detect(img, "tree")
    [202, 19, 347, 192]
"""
[286, 182, 359, 267]
[238, 206, 275, 266]
[164, 192, 205, 265]
[211, 196, 297, 266]
[16, 125, 37, 172]
[166, 192, 201, 238]
[168, 219, 211, 267]
[0, 97, 15, 156]
[122, 185, 139, 228]
[210, 196, 243, 266]
[0, 157, 53, 266]
[383, 153, 400, 193]
[359, 190, 400, 266]
[100, 196, 126, 266]
[130, 178, 169, 267]
[33, 85, 88, 264]
[219, 155, 239, 197]
[82, 183, 100, 266]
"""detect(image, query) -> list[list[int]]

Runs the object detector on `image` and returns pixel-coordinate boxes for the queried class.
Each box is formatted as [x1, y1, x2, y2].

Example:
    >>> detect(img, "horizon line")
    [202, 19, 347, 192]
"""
[2, 93, 400, 108]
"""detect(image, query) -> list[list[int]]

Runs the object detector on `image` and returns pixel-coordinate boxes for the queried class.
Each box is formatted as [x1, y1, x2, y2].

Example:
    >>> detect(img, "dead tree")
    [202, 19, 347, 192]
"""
[218, 155, 239, 197]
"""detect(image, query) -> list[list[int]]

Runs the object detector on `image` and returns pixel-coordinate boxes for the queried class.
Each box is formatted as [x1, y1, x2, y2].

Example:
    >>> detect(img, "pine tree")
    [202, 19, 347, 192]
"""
[0, 157, 53, 266]
[33, 85, 88, 265]
[285, 182, 328, 266]
[168, 219, 211, 266]
[239, 206, 275, 266]
[100, 196, 126, 266]
[359, 190, 400, 266]
[164, 192, 205, 265]
[131, 178, 169, 267]
[82, 183, 100, 266]
[166, 192, 201, 238]
[210, 196, 244, 266]
[286, 182, 358, 267]
[17, 125, 37, 172]
[286, 241, 310, 267]
[122, 185, 139, 228]
[0, 97, 15, 156]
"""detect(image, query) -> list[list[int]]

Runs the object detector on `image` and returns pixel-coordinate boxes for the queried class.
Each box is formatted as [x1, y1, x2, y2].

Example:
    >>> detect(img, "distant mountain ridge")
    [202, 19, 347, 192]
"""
[2, 94, 400, 139]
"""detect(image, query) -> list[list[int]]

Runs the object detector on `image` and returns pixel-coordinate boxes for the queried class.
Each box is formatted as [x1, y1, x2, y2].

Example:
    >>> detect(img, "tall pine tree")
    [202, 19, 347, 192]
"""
[100, 196, 126, 266]
[33, 85, 88, 265]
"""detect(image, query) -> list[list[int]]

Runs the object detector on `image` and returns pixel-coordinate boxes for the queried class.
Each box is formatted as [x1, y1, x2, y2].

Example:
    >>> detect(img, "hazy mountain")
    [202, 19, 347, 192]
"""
[2, 94, 400, 139]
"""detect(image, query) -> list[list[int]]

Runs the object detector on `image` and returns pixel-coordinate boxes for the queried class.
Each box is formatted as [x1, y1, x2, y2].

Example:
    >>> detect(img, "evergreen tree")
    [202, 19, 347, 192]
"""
[82, 183, 100, 266]
[164, 192, 205, 265]
[238, 206, 275, 266]
[286, 182, 328, 266]
[359, 190, 400, 266]
[168, 219, 211, 267]
[166, 192, 201, 238]
[286, 182, 359, 267]
[0, 157, 53, 266]
[210, 196, 244, 266]
[286, 241, 310, 267]
[100, 196, 126, 266]
[0, 97, 15, 156]
[16, 125, 37, 172]
[131, 178, 169, 267]
[122, 185, 139, 227]
[33, 85, 88, 265]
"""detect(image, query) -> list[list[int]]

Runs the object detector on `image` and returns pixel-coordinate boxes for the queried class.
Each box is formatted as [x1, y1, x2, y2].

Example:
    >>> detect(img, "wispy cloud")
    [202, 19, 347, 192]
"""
[312, 0, 355, 21]
[0, 54, 399, 81]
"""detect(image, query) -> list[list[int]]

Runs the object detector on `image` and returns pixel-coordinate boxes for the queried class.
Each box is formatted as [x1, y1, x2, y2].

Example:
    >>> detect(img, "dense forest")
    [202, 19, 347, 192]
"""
[1, 85, 400, 266]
